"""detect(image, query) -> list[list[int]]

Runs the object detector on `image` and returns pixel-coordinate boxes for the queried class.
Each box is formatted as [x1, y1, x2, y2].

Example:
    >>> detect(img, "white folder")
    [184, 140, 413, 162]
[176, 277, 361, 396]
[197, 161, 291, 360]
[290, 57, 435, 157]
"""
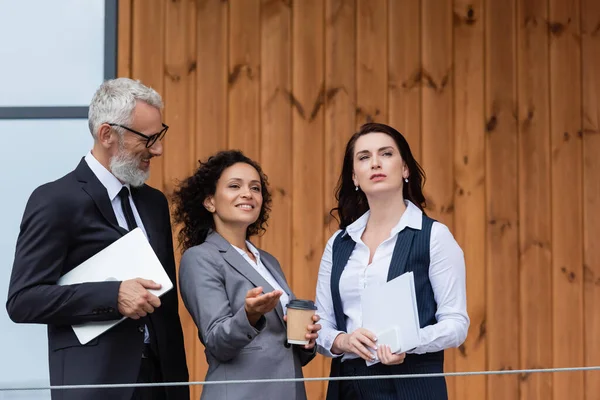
[361, 271, 421, 366]
[57, 228, 173, 345]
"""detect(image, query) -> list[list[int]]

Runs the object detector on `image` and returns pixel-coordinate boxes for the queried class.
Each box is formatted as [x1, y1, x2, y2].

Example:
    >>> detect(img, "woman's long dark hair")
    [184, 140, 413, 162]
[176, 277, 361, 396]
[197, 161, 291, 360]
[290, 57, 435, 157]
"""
[172, 150, 272, 252]
[331, 123, 426, 229]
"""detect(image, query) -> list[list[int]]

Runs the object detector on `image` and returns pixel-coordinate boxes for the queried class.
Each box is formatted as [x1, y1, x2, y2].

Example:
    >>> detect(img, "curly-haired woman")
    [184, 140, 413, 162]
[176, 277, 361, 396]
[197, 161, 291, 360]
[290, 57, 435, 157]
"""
[172, 150, 321, 400]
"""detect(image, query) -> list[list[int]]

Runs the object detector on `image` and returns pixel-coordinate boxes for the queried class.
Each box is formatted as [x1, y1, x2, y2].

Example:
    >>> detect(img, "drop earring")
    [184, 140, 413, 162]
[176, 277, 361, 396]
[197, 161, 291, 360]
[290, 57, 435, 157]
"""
[404, 178, 409, 183]
[355, 185, 359, 191]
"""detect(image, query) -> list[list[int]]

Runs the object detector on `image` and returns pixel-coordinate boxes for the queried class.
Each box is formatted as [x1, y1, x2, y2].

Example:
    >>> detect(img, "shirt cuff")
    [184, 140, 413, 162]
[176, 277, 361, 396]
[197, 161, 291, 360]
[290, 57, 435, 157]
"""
[316, 328, 345, 358]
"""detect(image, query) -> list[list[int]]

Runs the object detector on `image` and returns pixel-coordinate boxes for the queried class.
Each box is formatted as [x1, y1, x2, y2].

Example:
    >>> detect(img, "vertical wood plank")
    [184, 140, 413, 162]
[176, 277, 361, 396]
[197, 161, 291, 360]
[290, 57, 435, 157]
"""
[516, 0, 552, 399]
[196, 0, 228, 162]
[117, 0, 132, 77]
[452, 1, 486, 399]
[324, 0, 357, 394]
[228, 0, 260, 160]
[388, 0, 421, 159]
[292, 1, 325, 398]
[356, 0, 387, 126]
[259, 0, 292, 286]
[325, 0, 356, 236]
[485, 0, 520, 398]
[131, 0, 166, 191]
[193, 0, 229, 395]
[421, 1, 455, 395]
[163, 0, 198, 397]
[582, 0, 600, 397]
[549, 0, 584, 398]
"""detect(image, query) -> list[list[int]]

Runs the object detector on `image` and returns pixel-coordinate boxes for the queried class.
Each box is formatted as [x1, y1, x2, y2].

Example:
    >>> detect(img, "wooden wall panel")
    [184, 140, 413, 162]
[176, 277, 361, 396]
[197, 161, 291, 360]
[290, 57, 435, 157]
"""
[324, 1, 357, 394]
[117, 0, 132, 78]
[453, 1, 486, 399]
[485, 0, 520, 399]
[228, 0, 261, 160]
[356, 0, 387, 126]
[325, 0, 356, 235]
[195, 0, 228, 162]
[421, 1, 456, 395]
[259, 0, 293, 287]
[116, 1, 600, 398]
[131, 0, 166, 191]
[549, 0, 584, 399]
[582, 1, 600, 398]
[192, 1, 229, 396]
[292, 1, 326, 398]
[388, 0, 421, 159]
[163, 0, 198, 396]
[516, 0, 552, 399]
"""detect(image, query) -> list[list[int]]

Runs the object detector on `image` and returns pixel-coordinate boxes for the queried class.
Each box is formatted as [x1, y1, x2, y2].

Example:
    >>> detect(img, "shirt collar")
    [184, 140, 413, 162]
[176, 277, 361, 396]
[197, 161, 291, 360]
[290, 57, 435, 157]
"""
[84, 151, 130, 201]
[344, 200, 423, 242]
[231, 240, 261, 262]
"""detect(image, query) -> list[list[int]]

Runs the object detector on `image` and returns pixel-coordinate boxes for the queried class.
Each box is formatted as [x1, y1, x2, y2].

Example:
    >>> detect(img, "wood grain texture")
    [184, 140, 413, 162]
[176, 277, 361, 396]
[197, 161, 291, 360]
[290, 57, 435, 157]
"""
[453, 1, 486, 399]
[228, 0, 260, 160]
[292, 1, 326, 398]
[582, 0, 600, 398]
[116, 2, 600, 397]
[517, 0, 552, 399]
[195, 0, 228, 162]
[259, 0, 293, 286]
[550, 0, 584, 398]
[421, 1, 455, 393]
[388, 0, 421, 158]
[131, 0, 166, 191]
[356, 0, 387, 126]
[485, 0, 520, 398]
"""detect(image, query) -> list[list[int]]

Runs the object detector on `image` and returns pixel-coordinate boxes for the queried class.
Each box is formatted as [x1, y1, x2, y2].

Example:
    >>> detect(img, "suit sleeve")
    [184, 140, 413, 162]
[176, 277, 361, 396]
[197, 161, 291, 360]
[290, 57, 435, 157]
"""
[6, 185, 121, 325]
[179, 246, 266, 363]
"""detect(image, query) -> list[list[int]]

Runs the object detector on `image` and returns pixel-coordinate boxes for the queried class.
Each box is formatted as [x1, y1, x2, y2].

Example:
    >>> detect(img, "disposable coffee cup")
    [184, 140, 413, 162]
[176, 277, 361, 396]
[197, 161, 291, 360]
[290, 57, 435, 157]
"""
[285, 299, 317, 345]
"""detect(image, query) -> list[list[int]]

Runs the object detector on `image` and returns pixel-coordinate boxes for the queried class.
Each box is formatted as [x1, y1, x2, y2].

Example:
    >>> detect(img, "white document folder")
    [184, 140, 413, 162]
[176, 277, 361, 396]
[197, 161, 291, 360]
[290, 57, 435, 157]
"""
[361, 271, 421, 366]
[57, 228, 173, 345]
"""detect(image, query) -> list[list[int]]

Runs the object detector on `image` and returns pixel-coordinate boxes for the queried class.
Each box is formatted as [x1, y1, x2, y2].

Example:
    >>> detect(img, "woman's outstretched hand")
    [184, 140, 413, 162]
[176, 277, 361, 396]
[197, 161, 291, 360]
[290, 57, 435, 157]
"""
[244, 286, 282, 326]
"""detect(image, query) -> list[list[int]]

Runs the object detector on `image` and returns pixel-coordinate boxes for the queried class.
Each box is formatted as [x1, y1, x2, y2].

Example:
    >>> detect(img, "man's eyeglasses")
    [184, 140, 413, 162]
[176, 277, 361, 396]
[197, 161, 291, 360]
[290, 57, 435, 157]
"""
[108, 123, 169, 148]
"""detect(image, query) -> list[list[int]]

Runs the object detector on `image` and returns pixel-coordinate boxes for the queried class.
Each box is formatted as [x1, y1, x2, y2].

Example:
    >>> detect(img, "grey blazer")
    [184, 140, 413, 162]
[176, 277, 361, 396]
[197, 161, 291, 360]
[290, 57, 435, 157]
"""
[179, 231, 316, 400]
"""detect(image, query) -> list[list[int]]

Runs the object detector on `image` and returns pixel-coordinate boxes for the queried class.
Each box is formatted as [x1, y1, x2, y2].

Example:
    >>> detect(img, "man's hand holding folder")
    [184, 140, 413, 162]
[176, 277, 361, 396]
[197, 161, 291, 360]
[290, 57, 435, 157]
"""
[118, 278, 162, 319]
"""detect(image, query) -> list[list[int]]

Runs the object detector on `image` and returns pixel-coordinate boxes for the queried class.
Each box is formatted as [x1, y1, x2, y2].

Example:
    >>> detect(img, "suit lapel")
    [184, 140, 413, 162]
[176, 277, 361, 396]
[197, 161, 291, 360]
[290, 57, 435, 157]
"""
[208, 232, 286, 325]
[130, 187, 161, 253]
[257, 252, 289, 324]
[386, 228, 415, 281]
[75, 158, 125, 235]
[222, 248, 276, 293]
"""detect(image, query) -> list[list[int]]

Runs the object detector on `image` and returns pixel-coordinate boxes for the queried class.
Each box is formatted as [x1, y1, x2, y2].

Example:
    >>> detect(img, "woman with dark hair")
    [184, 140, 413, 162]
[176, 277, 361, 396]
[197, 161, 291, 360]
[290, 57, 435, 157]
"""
[173, 150, 321, 400]
[315, 123, 469, 399]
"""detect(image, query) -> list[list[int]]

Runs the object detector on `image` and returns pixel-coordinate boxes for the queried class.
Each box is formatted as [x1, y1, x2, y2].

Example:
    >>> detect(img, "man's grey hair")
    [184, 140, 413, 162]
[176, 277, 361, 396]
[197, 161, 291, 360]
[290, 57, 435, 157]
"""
[88, 78, 163, 139]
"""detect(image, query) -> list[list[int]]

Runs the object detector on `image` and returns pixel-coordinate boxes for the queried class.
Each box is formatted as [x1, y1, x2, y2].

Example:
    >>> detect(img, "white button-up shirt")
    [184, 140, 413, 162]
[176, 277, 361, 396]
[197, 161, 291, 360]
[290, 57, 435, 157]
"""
[84, 151, 151, 343]
[232, 241, 290, 314]
[315, 200, 469, 360]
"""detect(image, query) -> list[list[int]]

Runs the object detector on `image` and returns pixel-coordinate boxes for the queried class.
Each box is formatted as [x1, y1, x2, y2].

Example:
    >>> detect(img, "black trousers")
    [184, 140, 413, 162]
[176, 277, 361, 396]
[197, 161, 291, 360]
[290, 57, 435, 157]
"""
[131, 344, 166, 400]
[338, 356, 448, 400]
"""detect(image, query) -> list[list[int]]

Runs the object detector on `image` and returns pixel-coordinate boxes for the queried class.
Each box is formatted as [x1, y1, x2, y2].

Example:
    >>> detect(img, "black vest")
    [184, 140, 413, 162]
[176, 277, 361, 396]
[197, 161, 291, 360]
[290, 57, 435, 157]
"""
[326, 213, 445, 399]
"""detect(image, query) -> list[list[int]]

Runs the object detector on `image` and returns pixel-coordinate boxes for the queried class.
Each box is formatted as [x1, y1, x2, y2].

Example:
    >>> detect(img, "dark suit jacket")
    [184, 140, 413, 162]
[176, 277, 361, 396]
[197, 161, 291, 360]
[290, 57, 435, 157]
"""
[6, 158, 189, 400]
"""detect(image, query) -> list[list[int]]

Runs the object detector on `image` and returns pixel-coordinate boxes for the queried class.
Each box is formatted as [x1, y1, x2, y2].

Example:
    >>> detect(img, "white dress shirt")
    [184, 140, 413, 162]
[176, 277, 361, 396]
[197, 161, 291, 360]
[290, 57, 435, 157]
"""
[315, 200, 469, 360]
[232, 241, 290, 315]
[84, 151, 151, 342]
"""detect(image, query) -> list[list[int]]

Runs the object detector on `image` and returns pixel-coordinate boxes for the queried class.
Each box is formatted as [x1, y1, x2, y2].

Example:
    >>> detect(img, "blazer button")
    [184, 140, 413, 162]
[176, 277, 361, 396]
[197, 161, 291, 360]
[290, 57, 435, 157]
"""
[138, 326, 145, 333]
[247, 334, 252, 340]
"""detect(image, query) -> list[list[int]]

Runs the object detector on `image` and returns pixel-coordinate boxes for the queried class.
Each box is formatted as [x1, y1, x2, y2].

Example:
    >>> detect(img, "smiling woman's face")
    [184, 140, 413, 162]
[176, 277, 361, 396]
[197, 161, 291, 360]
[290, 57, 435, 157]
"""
[204, 162, 263, 229]
[352, 132, 409, 197]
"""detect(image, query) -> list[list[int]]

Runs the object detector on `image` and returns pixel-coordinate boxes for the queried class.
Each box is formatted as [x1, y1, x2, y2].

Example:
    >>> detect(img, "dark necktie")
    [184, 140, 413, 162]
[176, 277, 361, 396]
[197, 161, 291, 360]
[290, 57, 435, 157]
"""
[118, 187, 138, 231]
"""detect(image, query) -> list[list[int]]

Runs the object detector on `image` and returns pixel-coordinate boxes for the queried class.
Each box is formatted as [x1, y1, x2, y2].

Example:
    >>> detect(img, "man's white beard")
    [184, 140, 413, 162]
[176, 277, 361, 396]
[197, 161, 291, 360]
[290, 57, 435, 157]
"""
[109, 139, 150, 187]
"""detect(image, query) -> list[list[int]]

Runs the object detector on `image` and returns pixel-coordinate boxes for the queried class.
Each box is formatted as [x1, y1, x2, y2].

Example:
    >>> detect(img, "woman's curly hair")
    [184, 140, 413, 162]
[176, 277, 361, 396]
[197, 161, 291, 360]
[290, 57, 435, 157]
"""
[171, 150, 272, 252]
